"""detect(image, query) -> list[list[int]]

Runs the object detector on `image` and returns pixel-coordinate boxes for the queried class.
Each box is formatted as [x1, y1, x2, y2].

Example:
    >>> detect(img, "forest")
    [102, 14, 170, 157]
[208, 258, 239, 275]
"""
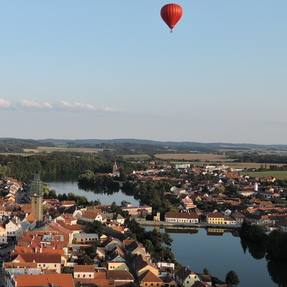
[0, 153, 112, 181]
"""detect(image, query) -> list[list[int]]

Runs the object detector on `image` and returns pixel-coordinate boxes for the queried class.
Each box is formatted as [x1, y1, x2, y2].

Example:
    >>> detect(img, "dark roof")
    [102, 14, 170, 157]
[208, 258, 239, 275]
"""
[165, 212, 199, 219]
[19, 253, 61, 264]
[74, 265, 95, 273]
[192, 281, 208, 287]
[107, 270, 134, 281]
[126, 241, 142, 252]
[133, 255, 148, 271]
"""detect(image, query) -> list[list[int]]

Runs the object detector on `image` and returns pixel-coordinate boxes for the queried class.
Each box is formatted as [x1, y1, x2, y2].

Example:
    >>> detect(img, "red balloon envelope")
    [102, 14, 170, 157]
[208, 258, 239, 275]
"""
[161, 3, 183, 31]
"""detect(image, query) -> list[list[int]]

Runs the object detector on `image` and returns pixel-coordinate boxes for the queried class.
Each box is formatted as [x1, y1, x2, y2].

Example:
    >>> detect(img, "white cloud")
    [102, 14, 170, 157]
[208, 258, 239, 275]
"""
[59, 101, 97, 111]
[21, 100, 53, 109]
[59, 101, 115, 112]
[0, 98, 11, 109]
[0, 99, 116, 113]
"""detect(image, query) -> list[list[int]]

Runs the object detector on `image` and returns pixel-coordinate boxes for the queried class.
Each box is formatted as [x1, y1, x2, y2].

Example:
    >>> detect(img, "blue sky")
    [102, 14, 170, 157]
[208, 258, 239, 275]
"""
[0, 0, 286, 143]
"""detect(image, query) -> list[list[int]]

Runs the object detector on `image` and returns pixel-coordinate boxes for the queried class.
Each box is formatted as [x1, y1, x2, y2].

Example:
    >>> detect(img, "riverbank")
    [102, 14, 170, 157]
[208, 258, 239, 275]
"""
[136, 219, 241, 229]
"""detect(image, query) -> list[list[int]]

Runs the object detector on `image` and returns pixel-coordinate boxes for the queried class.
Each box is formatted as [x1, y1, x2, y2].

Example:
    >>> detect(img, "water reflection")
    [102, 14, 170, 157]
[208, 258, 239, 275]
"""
[240, 236, 287, 287]
[146, 227, 278, 287]
[47, 181, 139, 206]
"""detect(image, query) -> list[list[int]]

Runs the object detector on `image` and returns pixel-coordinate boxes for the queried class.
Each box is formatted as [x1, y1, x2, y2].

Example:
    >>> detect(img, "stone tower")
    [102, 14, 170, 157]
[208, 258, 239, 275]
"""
[30, 173, 43, 221]
[112, 161, 120, 177]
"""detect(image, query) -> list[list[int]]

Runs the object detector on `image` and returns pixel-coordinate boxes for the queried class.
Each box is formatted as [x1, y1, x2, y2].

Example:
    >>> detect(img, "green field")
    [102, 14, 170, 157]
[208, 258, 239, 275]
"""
[121, 154, 151, 160]
[226, 162, 285, 169]
[243, 170, 287, 179]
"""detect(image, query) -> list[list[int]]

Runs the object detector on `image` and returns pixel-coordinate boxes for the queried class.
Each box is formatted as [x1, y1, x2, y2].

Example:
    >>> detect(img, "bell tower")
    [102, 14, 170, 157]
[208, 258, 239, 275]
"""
[30, 173, 44, 221]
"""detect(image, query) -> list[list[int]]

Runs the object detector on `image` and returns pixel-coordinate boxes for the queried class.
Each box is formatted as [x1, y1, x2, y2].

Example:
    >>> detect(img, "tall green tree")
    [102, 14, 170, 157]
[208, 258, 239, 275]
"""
[226, 271, 240, 286]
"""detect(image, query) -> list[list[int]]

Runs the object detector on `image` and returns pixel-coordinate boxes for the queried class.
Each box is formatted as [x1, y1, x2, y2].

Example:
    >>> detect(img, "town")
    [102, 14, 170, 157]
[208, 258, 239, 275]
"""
[0, 158, 286, 287]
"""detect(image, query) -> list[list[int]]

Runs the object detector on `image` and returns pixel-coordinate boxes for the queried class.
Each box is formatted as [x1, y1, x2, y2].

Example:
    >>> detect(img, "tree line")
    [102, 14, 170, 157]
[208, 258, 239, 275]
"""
[0, 153, 112, 181]
[232, 152, 287, 164]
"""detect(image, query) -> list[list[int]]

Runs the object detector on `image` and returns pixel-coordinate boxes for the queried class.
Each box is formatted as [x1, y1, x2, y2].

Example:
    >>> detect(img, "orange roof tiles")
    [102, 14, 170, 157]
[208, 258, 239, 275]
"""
[14, 274, 74, 287]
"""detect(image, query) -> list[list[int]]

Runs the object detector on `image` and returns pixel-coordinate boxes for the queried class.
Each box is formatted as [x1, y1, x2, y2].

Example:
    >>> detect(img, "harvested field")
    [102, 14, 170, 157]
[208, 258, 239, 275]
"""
[24, 146, 103, 154]
[155, 153, 226, 161]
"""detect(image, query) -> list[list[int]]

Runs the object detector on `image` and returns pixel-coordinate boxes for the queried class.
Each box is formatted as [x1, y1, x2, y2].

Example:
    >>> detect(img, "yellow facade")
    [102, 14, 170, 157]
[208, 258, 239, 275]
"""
[207, 215, 224, 225]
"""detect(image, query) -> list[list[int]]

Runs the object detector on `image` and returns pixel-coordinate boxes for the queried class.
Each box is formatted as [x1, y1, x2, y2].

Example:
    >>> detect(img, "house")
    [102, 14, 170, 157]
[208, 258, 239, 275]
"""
[96, 247, 106, 261]
[139, 270, 163, 287]
[104, 238, 123, 252]
[107, 270, 134, 285]
[181, 196, 196, 210]
[232, 212, 245, 224]
[74, 269, 115, 287]
[223, 216, 237, 225]
[109, 247, 126, 263]
[126, 240, 150, 260]
[165, 212, 199, 224]
[74, 265, 95, 279]
[73, 232, 98, 244]
[108, 261, 129, 271]
[0, 205, 11, 217]
[175, 267, 200, 287]
[61, 200, 76, 208]
[13, 253, 62, 273]
[12, 274, 74, 287]
[207, 212, 225, 225]
[116, 214, 125, 225]
[6, 219, 22, 239]
[157, 262, 175, 276]
[3, 262, 41, 286]
[0, 225, 7, 244]
[122, 205, 152, 217]
[238, 189, 256, 197]
[133, 255, 159, 277]
[81, 210, 104, 223]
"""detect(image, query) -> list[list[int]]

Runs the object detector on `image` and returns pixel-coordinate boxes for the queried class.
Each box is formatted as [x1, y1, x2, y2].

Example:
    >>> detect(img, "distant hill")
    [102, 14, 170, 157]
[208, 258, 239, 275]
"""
[0, 138, 287, 154]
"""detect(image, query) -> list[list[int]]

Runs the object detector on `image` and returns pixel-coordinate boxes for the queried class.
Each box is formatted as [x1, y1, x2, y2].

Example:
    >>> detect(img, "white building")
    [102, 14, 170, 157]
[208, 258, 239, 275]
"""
[74, 265, 95, 279]
[6, 219, 22, 239]
[165, 212, 199, 224]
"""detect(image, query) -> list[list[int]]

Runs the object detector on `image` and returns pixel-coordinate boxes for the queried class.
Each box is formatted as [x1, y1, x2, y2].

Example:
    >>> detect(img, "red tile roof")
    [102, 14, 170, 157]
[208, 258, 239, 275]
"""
[74, 264, 95, 273]
[14, 274, 74, 287]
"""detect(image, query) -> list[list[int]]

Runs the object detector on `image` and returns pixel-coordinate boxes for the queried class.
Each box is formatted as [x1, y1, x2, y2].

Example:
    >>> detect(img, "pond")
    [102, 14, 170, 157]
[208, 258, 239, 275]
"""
[47, 181, 139, 206]
[146, 227, 277, 287]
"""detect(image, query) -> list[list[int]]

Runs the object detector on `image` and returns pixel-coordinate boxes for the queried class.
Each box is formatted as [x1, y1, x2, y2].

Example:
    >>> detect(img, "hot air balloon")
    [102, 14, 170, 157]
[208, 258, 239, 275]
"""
[161, 3, 183, 32]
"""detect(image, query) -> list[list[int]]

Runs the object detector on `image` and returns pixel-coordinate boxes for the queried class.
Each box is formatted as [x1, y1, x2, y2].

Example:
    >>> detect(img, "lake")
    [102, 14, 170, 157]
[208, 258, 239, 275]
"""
[146, 227, 277, 287]
[47, 181, 139, 206]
